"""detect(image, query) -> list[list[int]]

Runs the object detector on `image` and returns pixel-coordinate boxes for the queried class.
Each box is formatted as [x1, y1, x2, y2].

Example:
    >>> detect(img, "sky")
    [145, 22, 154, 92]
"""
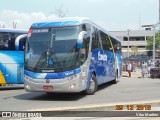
[0, 0, 159, 31]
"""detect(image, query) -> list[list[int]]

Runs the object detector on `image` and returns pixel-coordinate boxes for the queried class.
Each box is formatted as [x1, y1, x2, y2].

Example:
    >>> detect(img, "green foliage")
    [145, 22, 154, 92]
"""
[146, 31, 160, 50]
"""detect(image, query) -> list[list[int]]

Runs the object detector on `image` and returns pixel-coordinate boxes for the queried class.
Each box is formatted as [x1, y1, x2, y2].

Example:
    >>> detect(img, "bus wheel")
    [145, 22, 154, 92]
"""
[112, 71, 118, 84]
[85, 74, 98, 95]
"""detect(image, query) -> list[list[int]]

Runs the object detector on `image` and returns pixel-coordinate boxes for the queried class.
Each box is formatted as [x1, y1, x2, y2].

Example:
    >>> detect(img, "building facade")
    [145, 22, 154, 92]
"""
[110, 30, 154, 58]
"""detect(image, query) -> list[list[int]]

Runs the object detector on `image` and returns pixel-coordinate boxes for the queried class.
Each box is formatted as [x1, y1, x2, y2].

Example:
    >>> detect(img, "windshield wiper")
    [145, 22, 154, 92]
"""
[34, 50, 47, 68]
[34, 48, 64, 72]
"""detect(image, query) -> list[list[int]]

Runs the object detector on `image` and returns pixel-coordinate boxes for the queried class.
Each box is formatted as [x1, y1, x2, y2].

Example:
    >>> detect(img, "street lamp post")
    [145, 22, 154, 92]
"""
[152, 23, 160, 63]
[127, 29, 130, 59]
[153, 26, 156, 63]
[159, 0, 160, 24]
[141, 24, 157, 63]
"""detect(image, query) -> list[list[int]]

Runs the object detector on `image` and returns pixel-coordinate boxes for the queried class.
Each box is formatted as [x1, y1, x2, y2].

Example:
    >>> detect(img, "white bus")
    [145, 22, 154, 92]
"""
[24, 17, 122, 94]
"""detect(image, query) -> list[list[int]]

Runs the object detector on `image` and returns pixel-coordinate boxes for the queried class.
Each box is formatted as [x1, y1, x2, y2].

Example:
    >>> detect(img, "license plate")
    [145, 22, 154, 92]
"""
[43, 86, 53, 90]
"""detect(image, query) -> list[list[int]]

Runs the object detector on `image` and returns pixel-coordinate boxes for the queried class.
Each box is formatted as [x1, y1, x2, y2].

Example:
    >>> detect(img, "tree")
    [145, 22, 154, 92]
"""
[54, 5, 68, 18]
[146, 31, 160, 51]
[0, 24, 6, 28]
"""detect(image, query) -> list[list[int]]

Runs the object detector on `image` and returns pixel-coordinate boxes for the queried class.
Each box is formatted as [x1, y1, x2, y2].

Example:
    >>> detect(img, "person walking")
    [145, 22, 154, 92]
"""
[156, 61, 160, 68]
[132, 62, 136, 74]
[150, 60, 155, 69]
[127, 62, 132, 77]
[141, 62, 147, 78]
[147, 60, 151, 74]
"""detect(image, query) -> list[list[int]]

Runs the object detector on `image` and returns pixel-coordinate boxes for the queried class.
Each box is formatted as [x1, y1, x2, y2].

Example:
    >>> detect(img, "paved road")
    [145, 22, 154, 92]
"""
[0, 75, 160, 111]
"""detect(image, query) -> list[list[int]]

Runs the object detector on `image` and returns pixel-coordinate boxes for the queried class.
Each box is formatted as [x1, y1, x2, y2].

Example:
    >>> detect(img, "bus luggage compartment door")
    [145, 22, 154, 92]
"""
[5, 64, 24, 84]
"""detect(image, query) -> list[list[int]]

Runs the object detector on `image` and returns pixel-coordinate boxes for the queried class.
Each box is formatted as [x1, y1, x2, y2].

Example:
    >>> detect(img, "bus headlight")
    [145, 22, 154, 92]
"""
[69, 84, 75, 90]
[67, 74, 78, 81]
[24, 75, 32, 81]
[24, 84, 30, 89]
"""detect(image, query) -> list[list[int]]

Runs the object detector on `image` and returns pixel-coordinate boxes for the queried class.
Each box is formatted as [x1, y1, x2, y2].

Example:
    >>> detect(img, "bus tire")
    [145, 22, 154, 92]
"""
[112, 71, 118, 84]
[85, 74, 98, 95]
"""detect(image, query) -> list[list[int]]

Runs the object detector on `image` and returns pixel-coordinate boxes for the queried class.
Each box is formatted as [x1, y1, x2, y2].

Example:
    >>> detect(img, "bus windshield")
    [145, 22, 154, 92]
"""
[25, 26, 81, 72]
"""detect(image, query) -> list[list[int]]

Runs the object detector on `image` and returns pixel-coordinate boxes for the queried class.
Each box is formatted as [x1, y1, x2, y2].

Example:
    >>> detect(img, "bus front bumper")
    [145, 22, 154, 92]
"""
[24, 74, 87, 93]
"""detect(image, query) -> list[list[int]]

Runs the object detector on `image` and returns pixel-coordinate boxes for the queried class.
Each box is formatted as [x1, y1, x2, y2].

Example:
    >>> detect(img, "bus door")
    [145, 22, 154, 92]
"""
[5, 64, 17, 84]
[107, 51, 115, 80]
[99, 50, 114, 82]
[101, 32, 115, 81]
[97, 50, 107, 84]
[15, 34, 27, 83]
[5, 64, 24, 84]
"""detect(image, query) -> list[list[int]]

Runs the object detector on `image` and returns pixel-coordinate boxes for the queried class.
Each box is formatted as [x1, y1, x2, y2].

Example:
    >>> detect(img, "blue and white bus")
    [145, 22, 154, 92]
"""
[0, 28, 27, 85]
[24, 17, 122, 94]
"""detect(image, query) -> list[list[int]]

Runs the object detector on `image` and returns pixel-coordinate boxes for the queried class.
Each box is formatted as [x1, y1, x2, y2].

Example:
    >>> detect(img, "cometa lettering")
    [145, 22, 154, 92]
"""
[98, 51, 107, 61]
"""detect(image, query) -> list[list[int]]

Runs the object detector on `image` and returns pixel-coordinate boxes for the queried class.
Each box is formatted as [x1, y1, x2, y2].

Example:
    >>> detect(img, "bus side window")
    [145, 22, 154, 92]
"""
[11, 38, 15, 50]
[100, 31, 112, 52]
[0, 39, 4, 50]
[0, 39, 9, 50]
[81, 34, 90, 57]
[111, 37, 121, 53]
[81, 24, 91, 63]
[9, 33, 16, 50]
[91, 27, 101, 51]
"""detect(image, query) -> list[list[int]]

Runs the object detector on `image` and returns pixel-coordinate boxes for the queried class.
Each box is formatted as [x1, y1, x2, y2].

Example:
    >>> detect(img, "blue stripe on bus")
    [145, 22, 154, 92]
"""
[24, 68, 81, 79]
[0, 51, 24, 84]
[31, 21, 80, 28]
[0, 51, 24, 63]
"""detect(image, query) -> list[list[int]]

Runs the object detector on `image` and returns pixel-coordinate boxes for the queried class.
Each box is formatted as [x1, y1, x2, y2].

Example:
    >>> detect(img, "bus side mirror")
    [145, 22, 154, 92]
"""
[77, 31, 87, 48]
[15, 34, 27, 51]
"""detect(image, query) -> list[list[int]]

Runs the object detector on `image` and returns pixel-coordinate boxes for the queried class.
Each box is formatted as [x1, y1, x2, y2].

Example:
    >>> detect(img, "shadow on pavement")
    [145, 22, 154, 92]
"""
[97, 81, 115, 92]
[0, 85, 24, 91]
[14, 91, 86, 101]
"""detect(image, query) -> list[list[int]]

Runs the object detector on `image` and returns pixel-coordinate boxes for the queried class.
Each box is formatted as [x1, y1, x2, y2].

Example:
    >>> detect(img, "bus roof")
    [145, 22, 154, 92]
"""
[31, 17, 121, 42]
[31, 17, 89, 28]
[0, 28, 28, 33]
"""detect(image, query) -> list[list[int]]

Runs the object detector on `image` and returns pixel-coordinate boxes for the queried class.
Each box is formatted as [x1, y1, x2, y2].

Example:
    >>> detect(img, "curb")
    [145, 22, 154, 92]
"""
[29, 100, 160, 111]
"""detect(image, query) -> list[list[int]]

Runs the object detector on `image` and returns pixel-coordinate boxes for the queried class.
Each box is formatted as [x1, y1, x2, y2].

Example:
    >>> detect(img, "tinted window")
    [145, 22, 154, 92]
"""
[0, 32, 12, 50]
[100, 31, 112, 52]
[80, 24, 91, 64]
[111, 37, 121, 53]
[0, 32, 21, 50]
[91, 27, 100, 51]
